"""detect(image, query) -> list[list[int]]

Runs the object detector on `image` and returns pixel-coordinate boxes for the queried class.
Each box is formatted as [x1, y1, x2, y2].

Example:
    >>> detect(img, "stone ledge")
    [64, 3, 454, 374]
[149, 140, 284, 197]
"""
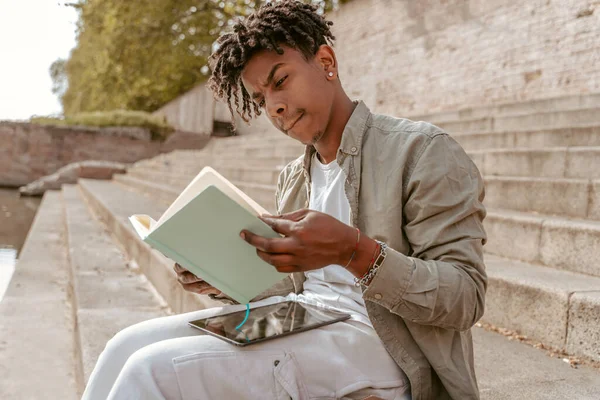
[567, 291, 600, 361]
[484, 176, 597, 219]
[0, 191, 79, 399]
[468, 146, 600, 179]
[484, 255, 600, 357]
[0, 121, 152, 141]
[77, 179, 221, 314]
[410, 93, 600, 123]
[454, 126, 600, 151]
[485, 209, 600, 277]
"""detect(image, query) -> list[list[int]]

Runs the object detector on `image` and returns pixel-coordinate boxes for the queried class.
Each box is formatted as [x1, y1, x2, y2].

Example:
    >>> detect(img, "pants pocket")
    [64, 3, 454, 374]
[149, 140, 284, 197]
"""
[172, 350, 309, 400]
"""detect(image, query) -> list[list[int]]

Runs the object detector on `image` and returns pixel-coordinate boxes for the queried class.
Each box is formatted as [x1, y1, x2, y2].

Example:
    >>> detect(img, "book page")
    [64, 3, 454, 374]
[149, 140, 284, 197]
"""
[129, 214, 157, 239]
[153, 166, 270, 232]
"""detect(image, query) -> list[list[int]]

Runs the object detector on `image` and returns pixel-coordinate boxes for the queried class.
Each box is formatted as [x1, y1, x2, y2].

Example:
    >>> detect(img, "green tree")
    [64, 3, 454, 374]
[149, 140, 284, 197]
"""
[49, 58, 68, 100]
[55, 0, 349, 116]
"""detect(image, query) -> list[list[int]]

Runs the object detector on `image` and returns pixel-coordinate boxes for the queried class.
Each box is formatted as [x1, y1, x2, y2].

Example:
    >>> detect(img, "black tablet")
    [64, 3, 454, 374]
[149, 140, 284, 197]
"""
[188, 301, 351, 346]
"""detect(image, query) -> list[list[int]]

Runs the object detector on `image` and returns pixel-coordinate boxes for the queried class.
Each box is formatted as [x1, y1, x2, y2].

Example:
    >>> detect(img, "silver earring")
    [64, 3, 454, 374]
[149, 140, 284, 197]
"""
[328, 72, 334, 77]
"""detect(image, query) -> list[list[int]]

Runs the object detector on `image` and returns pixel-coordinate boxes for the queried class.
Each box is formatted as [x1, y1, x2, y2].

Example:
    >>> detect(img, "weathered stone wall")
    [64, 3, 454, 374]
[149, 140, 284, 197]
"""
[153, 85, 258, 136]
[334, 0, 600, 117]
[0, 122, 210, 187]
[155, 0, 600, 135]
[153, 84, 215, 134]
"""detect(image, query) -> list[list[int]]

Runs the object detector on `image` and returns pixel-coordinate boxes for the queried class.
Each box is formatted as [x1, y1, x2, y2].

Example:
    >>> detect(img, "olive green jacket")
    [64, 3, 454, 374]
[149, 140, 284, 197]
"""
[215, 100, 488, 399]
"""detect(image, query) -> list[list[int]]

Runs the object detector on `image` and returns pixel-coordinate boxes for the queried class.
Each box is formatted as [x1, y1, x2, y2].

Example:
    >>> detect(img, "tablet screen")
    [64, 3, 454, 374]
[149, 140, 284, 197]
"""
[188, 301, 351, 346]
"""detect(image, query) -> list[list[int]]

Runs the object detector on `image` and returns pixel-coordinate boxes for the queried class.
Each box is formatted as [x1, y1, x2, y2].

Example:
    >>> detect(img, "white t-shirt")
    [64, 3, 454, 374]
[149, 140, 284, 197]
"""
[299, 153, 374, 328]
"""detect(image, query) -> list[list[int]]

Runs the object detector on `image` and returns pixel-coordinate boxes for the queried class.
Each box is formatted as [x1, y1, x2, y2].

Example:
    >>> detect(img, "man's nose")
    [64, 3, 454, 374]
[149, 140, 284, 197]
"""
[266, 96, 286, 119]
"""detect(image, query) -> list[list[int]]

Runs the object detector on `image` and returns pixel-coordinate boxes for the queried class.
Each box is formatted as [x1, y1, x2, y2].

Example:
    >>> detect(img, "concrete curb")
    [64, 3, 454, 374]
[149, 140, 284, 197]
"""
[484, 176, 598, 219]
[0, 191, 79, 399]
[485, 209, 600, 277]
[484, 255, 600, 359]
[62, 185, 168, 384]
[78, 179, 221, 314]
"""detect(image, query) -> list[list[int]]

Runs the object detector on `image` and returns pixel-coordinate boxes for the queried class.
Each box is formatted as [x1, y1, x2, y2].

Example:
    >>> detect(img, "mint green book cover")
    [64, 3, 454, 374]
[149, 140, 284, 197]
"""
[140, 185, 288, 304]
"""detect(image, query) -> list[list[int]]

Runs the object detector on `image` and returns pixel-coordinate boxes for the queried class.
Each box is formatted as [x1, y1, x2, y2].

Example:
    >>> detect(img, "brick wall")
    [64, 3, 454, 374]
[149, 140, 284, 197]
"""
[0, 122, 210, 187]
[333, 0, 600, 116]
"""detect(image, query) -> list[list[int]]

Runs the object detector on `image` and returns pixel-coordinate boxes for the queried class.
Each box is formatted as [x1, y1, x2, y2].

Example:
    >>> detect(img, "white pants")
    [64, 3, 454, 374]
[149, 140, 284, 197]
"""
[82, 295, 411, 400]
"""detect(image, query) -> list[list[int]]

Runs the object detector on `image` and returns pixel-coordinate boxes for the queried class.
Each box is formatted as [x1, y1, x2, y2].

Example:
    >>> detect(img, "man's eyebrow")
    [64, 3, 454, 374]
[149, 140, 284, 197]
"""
[251, 63, 285, 100]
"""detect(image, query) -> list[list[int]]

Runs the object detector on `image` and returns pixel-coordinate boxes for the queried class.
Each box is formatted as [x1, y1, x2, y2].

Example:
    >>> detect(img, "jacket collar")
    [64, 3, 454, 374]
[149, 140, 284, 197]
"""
[302, 100, 371, 175]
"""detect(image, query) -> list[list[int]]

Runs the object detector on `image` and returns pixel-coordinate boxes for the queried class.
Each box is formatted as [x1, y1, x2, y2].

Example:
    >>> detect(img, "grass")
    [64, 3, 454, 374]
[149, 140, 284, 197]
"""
[30, 110, 175, 141]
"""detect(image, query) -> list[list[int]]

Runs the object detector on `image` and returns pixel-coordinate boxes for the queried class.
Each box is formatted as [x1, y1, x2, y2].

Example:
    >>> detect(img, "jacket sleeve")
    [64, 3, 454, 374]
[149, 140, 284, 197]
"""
[363, 133, 487, 331]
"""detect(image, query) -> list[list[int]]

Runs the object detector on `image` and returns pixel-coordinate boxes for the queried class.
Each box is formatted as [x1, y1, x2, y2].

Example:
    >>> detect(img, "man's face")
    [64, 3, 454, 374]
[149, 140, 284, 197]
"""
[241, 45, 335, 145]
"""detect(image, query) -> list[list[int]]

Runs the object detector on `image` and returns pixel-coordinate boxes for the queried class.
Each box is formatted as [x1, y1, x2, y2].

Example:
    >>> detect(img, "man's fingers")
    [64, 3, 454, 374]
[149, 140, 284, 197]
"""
[241, 230, 295, 253]
[182, 282, 221, 295]
[173, 263, 187, 273]
[256, 250, 295, 268]
[259, 215, 295, 236]
[266, 208, 307, 222]
[176, 271, 203, 285]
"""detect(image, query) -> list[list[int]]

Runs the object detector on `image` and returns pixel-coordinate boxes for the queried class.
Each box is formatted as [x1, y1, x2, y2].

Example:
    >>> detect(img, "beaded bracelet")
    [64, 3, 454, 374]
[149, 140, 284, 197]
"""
[354, 240, 388, 287]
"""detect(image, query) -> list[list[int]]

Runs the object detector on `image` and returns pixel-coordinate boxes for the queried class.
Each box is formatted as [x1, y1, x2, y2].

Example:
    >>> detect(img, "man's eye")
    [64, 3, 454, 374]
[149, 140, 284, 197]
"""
[275, 76, 287, 87]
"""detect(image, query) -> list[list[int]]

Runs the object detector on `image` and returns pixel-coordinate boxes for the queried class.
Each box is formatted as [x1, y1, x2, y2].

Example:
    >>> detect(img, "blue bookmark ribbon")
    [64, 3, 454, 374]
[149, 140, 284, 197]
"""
[235, 303, 251, 331]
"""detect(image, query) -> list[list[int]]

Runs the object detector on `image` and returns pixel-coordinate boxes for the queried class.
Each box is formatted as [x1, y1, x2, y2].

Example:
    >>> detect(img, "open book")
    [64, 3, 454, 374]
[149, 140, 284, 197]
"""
[129, 166, 288, 304]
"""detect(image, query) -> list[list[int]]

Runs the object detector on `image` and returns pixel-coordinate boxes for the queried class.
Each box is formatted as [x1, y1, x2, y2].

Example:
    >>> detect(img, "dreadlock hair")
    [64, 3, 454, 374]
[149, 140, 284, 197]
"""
[207, 0, 336, 131]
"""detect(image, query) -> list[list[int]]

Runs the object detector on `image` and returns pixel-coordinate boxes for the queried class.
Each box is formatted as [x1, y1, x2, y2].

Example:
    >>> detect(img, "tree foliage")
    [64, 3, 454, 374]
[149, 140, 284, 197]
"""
[56, 0, 349, 116]
[31, 110, 175, 140]
[50, 58, 68, 98]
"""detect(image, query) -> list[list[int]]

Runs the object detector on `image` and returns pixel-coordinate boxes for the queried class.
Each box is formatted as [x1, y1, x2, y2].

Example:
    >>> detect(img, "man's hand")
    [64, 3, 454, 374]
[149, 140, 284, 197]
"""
[173, 263, 223, 296]
[240, 208, 375, 275]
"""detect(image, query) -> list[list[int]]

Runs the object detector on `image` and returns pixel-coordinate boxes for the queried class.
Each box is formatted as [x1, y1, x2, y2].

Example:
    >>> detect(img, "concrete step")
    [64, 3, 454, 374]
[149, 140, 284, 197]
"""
[74, 181, 600, 397]
[212, 154, 297, 170]
[132, 151, 295, 178]
[469, 146, 600, 179]
[61, 185, 169, 385]
[114, 172, 278, 212]
[229, 180, 277, 213]
[210, 131, 295, 148]
[484, 209, 600, 277]
[113, 174, 181, 206]
[127, 169, 192, 189]
[212, 166, 280, 187]
[78, 179, 223, 314]
[412, 93, 600, 123]
[0, 191, 79, 399]
[163, 148, 295, 165]
[483, 176, 600, 220]
[130, 165, 281, 188]
[210, 140, 304, 159]
[454, 125, 600, 151]
[436, 108, 600, 135]
[483, 255, 600, 360]
[473, 326, 600, 400]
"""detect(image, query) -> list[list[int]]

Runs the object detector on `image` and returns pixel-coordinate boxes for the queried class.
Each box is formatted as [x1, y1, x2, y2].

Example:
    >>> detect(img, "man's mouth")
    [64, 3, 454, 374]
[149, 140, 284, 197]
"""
[284, 113, 303, 133]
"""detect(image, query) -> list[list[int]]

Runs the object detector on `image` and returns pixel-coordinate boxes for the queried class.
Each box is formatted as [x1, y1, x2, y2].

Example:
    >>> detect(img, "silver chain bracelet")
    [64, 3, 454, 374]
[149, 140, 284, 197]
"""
[354, 240, 387, 287]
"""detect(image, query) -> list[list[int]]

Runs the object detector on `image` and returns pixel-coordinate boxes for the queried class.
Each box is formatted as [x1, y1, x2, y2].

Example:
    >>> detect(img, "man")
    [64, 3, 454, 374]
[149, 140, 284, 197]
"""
[82, 2, 487, 399]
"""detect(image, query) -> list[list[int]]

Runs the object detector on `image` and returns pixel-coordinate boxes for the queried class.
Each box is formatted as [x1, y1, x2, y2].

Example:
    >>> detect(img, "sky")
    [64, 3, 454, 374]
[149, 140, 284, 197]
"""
[0, 1, 78, 121]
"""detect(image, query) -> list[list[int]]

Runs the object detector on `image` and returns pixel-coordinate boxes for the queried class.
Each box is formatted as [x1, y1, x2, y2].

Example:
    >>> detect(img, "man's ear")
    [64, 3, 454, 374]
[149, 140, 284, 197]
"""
[315, 44, 337, 72]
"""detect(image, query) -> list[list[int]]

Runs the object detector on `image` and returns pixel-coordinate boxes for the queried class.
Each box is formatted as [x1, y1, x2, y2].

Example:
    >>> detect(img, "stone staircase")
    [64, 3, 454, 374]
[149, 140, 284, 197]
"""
[2, 94, 600, 399]
[421, 97, 600, 363]
[0, 185, 172, 398]
[117, 93, 600, 363]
